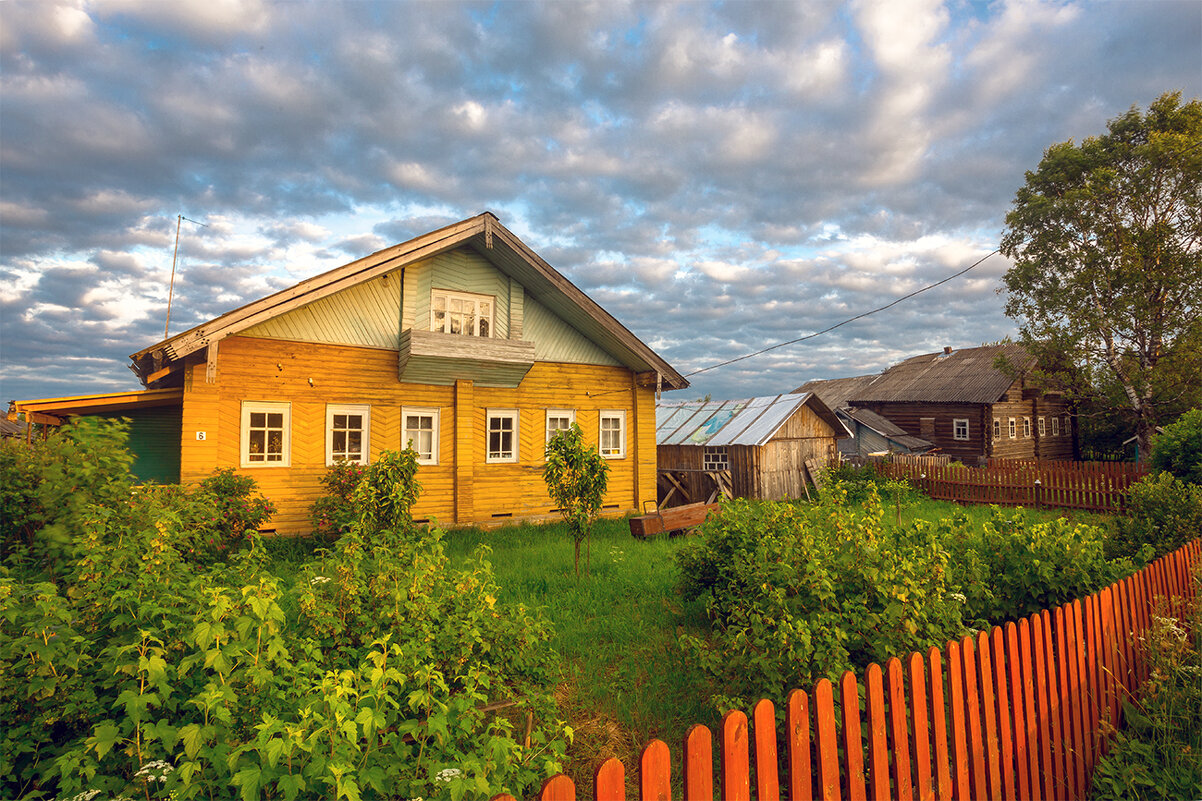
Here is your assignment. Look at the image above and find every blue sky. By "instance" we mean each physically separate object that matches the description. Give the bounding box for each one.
[2,0,1200,403]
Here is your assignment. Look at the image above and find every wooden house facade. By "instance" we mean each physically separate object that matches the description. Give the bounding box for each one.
[796,344,1074,464]
[655,393,847,501]
[12,214,688,533]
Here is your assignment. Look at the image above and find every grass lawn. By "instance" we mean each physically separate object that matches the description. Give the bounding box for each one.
[441,497,1117,786]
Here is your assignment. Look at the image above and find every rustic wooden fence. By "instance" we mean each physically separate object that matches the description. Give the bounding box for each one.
[494,539,1199,801]
[877,460,1150,514]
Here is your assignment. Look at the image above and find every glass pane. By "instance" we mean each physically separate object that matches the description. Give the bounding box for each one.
[250,430,265,453]
[346,415,361,429]
[479,318,489,337]
[480,302,490,317]
[433,295,445,310]
[489,430,502,454]
[267,413,283,428]
[434,310,445,331]
[418,430,432,457]
[450,298,463,312]
[250,412,266,428]
[466,311,476,335]
[450,315,461,334]
[333,431,346,452]
[334,414,347,428]
[348,431,361,454]
[268,431,283,454]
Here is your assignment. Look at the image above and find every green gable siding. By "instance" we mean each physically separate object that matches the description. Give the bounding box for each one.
[242,272,402,349]
[409,250,513,338]
[95,407,182,484]
[525,295,621,366]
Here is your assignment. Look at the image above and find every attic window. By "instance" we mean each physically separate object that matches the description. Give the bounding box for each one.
[703,447,728,471]
[432,289,493,337]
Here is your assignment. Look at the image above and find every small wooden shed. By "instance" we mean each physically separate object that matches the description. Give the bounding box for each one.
[655,393,848,502]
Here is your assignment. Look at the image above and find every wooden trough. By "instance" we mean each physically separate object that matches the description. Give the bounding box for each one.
[628,500,719,538]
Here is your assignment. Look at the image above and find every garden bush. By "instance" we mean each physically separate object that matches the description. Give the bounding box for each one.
[308,460,367,541]
[1150,408,1202,485]
[1110,471,1202,564]
[677,481,964,711]
[1,428,567,800]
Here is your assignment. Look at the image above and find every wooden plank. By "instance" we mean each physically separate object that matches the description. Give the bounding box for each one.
[976,630,1003,800]
[1067,601,1088,796]
[595,757,625,801]
[814,679,842,801]
[865,664,891,801]
[1053,606,1077,801]
[1005,622,1029,801]
[946,641,971,801]
[641,739,671,801]
[959,636,988,799]
[1031,612,1054,801]
[926,647,953,801]
[840,671,867,801]
[887,657,914,801]
[753,699,781,801]
[723,710,751,801]
[787,690,813,801]
[539,774,575,801]
[907,653,933,801]
[684,724,714,801]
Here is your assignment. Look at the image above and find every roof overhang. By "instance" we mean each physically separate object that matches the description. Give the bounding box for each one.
[10,388,184,421]
[130,212,688,390]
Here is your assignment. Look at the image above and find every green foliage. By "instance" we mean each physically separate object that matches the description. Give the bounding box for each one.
[542,424,609,578]
[1000,91,1202,459]
[188,468,276,556]
[1,439,567,800]
[1151,408,1202,484]
[309,461,368,541]
[1091,590,1202,801]
[352,449,421,534]
[677,483,964,710]
[1111,471,1202,564]
[942,507,1126,625]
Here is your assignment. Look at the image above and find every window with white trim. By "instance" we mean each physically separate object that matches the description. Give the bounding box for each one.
[993,418,1001,439]
[1064,416,1071,436]
[402,407,440,465]
[599,410,626,458]
[1008,418,1017,439]
[1023,417,1032,438]
[431,289,493,337]
[703,446,728,471]
[545,409,576,446]
[241,401,290,467]
[1052,417,1060,436]
[953,419,970,441]
[326,404,370,465]
[486,409,519,463]
[1038,417,1046,437]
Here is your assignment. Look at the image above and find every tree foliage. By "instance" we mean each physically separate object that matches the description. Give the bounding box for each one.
[1150,408,1202,484]
[542,423,609,578]
[1000,91,1202,460]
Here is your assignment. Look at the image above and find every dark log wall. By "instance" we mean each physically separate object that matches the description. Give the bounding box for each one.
[857,401,989,460]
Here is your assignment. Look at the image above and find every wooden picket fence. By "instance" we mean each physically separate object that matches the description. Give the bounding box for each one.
[495,540,1200,801]
[878,460,1150,514]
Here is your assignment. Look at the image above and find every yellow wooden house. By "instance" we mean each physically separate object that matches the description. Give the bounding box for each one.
[13,213,688,533]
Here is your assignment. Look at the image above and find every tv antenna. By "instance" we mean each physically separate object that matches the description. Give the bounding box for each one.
[164,214,208,338]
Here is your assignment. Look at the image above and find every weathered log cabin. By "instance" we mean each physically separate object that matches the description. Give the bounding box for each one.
[795,374,932,459]
[655,393,847,502]
[795,344,1075,463]
[11,213,689,532]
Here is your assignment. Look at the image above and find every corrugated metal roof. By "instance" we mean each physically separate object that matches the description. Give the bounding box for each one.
[794,374,880,409]
[848,344,1033,404]
[656,393,846,447]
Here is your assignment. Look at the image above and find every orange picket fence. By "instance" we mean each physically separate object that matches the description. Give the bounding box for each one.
[877,460,1150,514]
[495,539,1200,801]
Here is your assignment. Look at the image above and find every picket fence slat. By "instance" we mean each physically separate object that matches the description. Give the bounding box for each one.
[521,540,1196,801]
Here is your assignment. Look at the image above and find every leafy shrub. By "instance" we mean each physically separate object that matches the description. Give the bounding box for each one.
[308,460,367,540]
[187,468,276,555]
[677,482,963,710]
[942,507,1126,625]
[543,423,609,577]
[1091,588,1202,801]
[1150,408,1202,484]
[1,437,567,800]
[1111,472,1202,564]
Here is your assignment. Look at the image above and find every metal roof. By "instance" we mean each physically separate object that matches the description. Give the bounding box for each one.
[656,392,847,447]
[850,344,1033,404]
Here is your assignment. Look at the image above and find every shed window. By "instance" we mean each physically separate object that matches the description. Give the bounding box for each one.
[431,289,493,337]
[599,410,626,459]
[953,419,969,441]
[1008,418,1017,439]
[403,407,440,465]
[1052,417,1060,437]
[1023,417,1032,438]
[545,409,575,445]
[486,409,519,463]
[1038,417,1046,437]
[326,404,370,465]
[703,447,728,471]
[241,401,290,467]
[993,418,1001,439]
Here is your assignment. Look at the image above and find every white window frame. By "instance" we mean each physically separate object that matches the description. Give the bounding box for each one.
[1052,417,1060,437]
[486,409,520,463]
[1008,418,1017,439]
[599,410,626,459]
[431,288,495,337]
[1023,417,1031,439]
[953,419,970,441]
[1038,417,1046,437]
[325,404,371,466]
[703,446,729,471]
[402,407,441,466]
[545,409,576,446]
[993,418,1001,440]
[241,401,291,468]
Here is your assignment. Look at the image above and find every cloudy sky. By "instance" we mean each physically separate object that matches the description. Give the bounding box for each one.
[2,0,1199,404]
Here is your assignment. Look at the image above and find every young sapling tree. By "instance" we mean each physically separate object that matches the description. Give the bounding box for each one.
[543,423,610,578]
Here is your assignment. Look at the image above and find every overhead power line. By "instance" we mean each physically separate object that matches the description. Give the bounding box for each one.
[684,248,1001,379]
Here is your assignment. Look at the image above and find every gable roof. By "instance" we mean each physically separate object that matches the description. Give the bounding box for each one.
[849,343,1032,404]
[794,374,880,409]
[840,406,932,451]
[130,212,687,389]
[655,392,848,447]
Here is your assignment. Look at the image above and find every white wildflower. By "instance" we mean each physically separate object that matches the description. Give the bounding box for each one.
[435,767,462,783]
[310,576,332,585]
[134,759,174,782]
[60,791,102,801]
[948,592,967,604]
